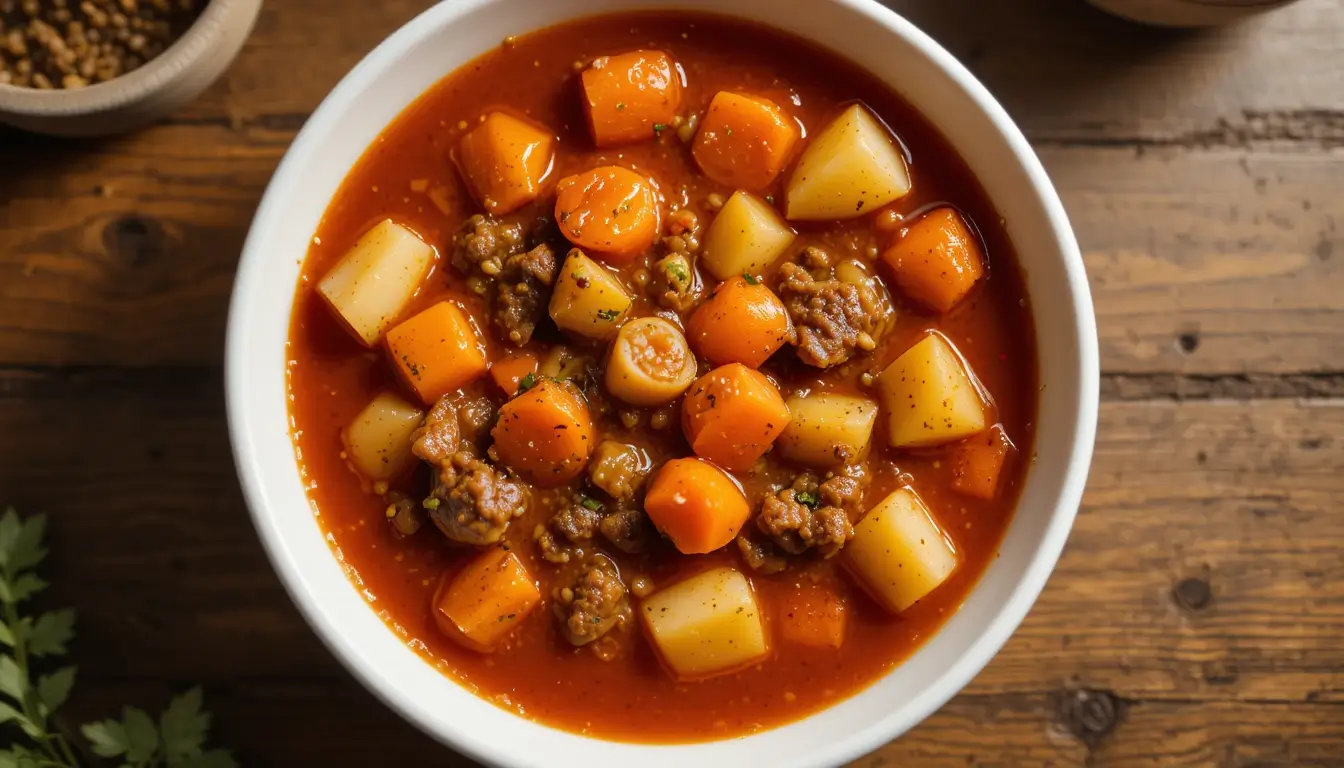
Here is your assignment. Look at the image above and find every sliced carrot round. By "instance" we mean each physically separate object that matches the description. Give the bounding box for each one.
[492,378,596,485]
[555,165,660,263]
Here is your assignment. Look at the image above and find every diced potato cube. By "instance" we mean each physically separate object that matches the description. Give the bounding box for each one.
[455,111,556,215]
[843,487,958,613]
[385,301,489,404]
[549,249,633,340]
[341,392,425,481]
[700,191,796,281]
[784,103,911,221]
[877,332,988,448]
[640,567,769,680]
[317,219,435,347]
[778,393,878,467]
[433,547,541,653]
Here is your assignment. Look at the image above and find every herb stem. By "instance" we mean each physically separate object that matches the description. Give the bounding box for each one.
[2,577,68,766]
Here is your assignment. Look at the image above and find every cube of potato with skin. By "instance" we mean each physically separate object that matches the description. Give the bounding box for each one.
[582,50,684,147]
[881,207,985,313]
[317,219,435,347]
[700,191,796,281]
[433,547,541,652]
[777,393,878,467]
[455,111,556,215]
[341,392,425,482]
[843,487,958,614]
[385,301,489,404]
[549,249,633,340]
[877,332,989,448]
[640,567,769,680]
[692,91,799,190]
[785,103,911,221]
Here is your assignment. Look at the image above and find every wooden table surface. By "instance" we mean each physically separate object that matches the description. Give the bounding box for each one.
[2,0,1342,764]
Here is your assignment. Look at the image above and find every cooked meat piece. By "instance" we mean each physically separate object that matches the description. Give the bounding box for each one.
[455,396,497,449]
[426,451,527,546]
[412,395,497,465]
[534,524,575,564]
[451,215,557,346]
[777,258,884,369]
[452,214,526,274]
[599,503,657,555]
[494,243,557,346]
[385,493,423,537]
[588,440,651,501]
[818,472,864,511]
[554,555,630,647]
[756,473,854,558]
[410,396,462,467]
[736,534,788,574]
[552,496,604,544]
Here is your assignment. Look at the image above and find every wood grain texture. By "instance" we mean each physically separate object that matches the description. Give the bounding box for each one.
[1,371,1339,765]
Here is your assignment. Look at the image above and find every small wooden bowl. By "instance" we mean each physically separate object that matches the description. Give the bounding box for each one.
[0,0,261,136]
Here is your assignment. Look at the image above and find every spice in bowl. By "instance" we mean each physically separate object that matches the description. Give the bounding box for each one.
[0,0,207,89]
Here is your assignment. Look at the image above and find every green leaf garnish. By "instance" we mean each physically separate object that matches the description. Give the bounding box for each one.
[742,272,760,285]
[795,491,820,509]
[597,308,620,321]
[517,372,538,392]
[579,496,604,513]
[2,508,237,767]
[653,123,667,134]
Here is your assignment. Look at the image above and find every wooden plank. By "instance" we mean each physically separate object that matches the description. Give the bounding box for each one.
[173,0,1344,145]
[0,371,1339,763]
[2,126,1339,373]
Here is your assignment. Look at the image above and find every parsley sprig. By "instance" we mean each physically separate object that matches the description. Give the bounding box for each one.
[0,509,236,768]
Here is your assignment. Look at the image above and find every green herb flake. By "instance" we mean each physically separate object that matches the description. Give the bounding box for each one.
[597,308,620,321]
[423,497,441,510]
[742,272,760,285]
[668,261,689,282]
[579,496,604,513]
[518,372,538,392]
[653,123,667,134]
[795,491,820,509]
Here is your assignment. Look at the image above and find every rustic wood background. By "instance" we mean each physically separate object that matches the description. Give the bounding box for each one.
[2,0,1341,764]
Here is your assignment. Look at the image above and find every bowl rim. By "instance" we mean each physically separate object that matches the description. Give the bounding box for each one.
[225,0,1099,765]
[0,0,258,116]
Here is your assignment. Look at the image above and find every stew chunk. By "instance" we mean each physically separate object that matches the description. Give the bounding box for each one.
[455,111,556,215]
[757,473,861,558]
[452,215,558,347]
[777,255,885,369]
[554,555,631,646]
[581,50,683,147]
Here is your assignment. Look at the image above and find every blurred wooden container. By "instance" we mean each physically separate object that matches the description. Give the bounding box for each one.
[1089,0,1301,26]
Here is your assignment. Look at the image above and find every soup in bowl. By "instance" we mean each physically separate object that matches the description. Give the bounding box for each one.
[226,1,1098,766]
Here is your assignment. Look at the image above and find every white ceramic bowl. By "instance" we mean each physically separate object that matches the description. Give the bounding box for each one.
[225,1,1099,766]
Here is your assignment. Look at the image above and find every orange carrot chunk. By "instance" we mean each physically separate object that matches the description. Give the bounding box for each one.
[581,50,683,147]
[644,457,751,554]
[491,378,596,486]
[555,165,661,263]
[880,207,985,313]
[489,351,540,396]
[681,363,791,471]
[385,301,488,405]
[432,547,540,653]
[455,111,556,215]
[778,583,847,650]
[687,275,793,368]
[692,91,799,190]
[951,424,1015,500]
